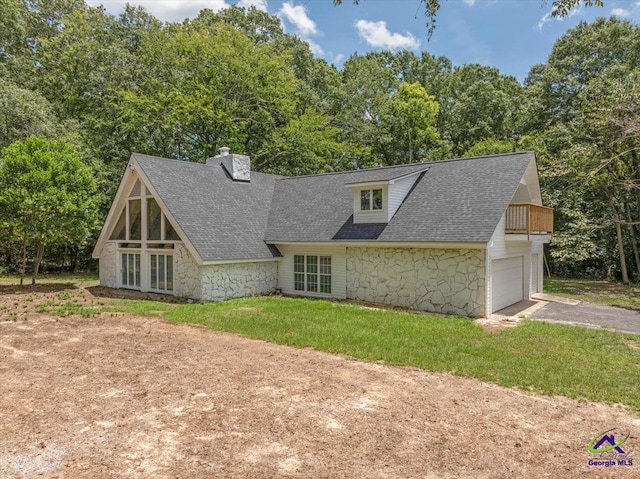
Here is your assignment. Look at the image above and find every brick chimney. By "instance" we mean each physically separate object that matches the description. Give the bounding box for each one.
[206,147,250,182]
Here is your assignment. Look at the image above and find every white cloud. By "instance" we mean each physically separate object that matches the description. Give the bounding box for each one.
[464,0,475,6]
[237,0,268,11]
[536,3,585,30]
[611,7,630,17]
[536,11,552,30]
[354,20,420,51]
[278,1,318,36]
[305,38,324,56]
[86,0,230,22]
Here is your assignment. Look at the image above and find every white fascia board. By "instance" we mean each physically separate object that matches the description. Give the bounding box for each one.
[201,256,283,266]
[92,155,138,258]
[268,241,487,250]
[344,180,390,189]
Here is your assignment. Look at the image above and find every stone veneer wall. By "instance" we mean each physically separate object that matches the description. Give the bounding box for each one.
[173,243,202,300]
[346,247,486,317]
[201,261,278,301]
[99,242,118,288]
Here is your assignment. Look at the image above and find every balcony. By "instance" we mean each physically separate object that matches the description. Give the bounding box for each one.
[505,203,553,237]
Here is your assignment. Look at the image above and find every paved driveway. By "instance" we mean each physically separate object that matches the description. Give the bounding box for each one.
[530,301,640,335]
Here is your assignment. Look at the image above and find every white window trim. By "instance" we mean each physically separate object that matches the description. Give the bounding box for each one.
[294,254,332,295]
[360,188,384,211]
[148,252,174,294]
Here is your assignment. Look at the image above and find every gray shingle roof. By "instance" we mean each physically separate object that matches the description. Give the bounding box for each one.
[133,153,282,262]
[132,152,534,262]
[265,152,534,244]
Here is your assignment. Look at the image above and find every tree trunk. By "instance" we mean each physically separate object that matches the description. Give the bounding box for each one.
[31,242,45,286]
[625,201,640,280]
[630,149,640,218]
[610,197,629,284]
[19,237,27,287]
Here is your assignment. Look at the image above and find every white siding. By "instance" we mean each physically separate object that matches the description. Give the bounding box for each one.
[275,244,347,299]
[486,213,548,314]
[387,175,419,221]
[353,186,388,224]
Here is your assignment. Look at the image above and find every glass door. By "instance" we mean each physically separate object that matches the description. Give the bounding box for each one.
[149,253,173,293]
[120,252,141,290]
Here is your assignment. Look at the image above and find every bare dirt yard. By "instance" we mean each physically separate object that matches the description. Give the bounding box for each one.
[1,283,639,478]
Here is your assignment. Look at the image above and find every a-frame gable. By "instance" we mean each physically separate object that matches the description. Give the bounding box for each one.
[92,155,203,264]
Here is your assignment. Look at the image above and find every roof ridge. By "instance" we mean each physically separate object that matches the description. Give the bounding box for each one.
[276,162,430,181]
[275,151,534,181]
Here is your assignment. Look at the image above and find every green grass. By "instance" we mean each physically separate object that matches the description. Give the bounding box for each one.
[545,277,640,310]
[73,295,640,413]
[0,271,98,285]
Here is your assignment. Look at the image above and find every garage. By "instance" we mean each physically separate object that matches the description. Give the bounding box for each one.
[491,256,524,312]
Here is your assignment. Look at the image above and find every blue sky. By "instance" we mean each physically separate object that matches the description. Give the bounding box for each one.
[86,0,640,82]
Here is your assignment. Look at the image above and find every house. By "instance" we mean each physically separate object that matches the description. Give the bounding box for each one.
[92,149,553,317]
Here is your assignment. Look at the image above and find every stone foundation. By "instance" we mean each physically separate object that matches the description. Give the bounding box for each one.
[346,247,486,317]
[201,261,278,301]
[174,243,202,299]
[99,242,118,288]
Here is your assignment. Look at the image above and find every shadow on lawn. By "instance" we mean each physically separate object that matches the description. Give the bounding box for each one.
[0,283,78,295]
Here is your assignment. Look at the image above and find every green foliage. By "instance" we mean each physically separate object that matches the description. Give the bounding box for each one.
[0,136,98,283]
[463,138,514,157]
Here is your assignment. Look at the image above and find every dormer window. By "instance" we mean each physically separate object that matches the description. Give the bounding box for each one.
[361,188,383,211]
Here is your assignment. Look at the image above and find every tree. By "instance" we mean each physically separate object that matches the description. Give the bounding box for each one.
[0,77,57,150]
[0,137,98,285]
[391,82,439,162]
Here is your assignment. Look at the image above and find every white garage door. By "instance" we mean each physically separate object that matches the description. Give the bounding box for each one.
[492,257,524,312]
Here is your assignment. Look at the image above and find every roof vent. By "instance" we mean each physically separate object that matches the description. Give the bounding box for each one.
[205,147,251,182]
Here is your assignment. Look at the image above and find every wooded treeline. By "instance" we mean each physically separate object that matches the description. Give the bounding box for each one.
[0,0,639,282]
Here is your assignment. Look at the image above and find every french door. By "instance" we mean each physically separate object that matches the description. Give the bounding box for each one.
[149,253,173,293]
[120,252,141,290]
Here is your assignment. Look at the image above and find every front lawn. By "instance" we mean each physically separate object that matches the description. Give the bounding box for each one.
[35,291,640,413]
[545,277,640,310]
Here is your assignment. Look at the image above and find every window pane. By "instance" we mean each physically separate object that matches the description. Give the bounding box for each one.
[121,253,127,285]
[372,189,383,210]
[319,256,331,275]
[307,273,317,292]
[166,256,173,291]
[110,209,127,240]
[148,198,162,240]
[129,179,141,197]
[360,190,370,210]
[129,199,141,240]
[294,273,305,291]
[294,255,304,273]
[158,255,165,290]
[320,275,331,294]
[164,216,181,240]
[128,254,134,285]
[306,256,317,274]
[150,255,157,289]
[134,254,140,287]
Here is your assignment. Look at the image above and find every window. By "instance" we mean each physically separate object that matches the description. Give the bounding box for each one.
[360,188,383,211]
[121,253,141,289]
[149,254,173,292]
[293,255,331,294]
[129,199,142,240]
[148,198,162,240]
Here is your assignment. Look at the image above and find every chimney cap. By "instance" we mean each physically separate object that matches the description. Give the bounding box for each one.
[219,146,230,156]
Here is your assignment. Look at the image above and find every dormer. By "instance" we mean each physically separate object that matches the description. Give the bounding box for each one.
[345,169,427,224]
